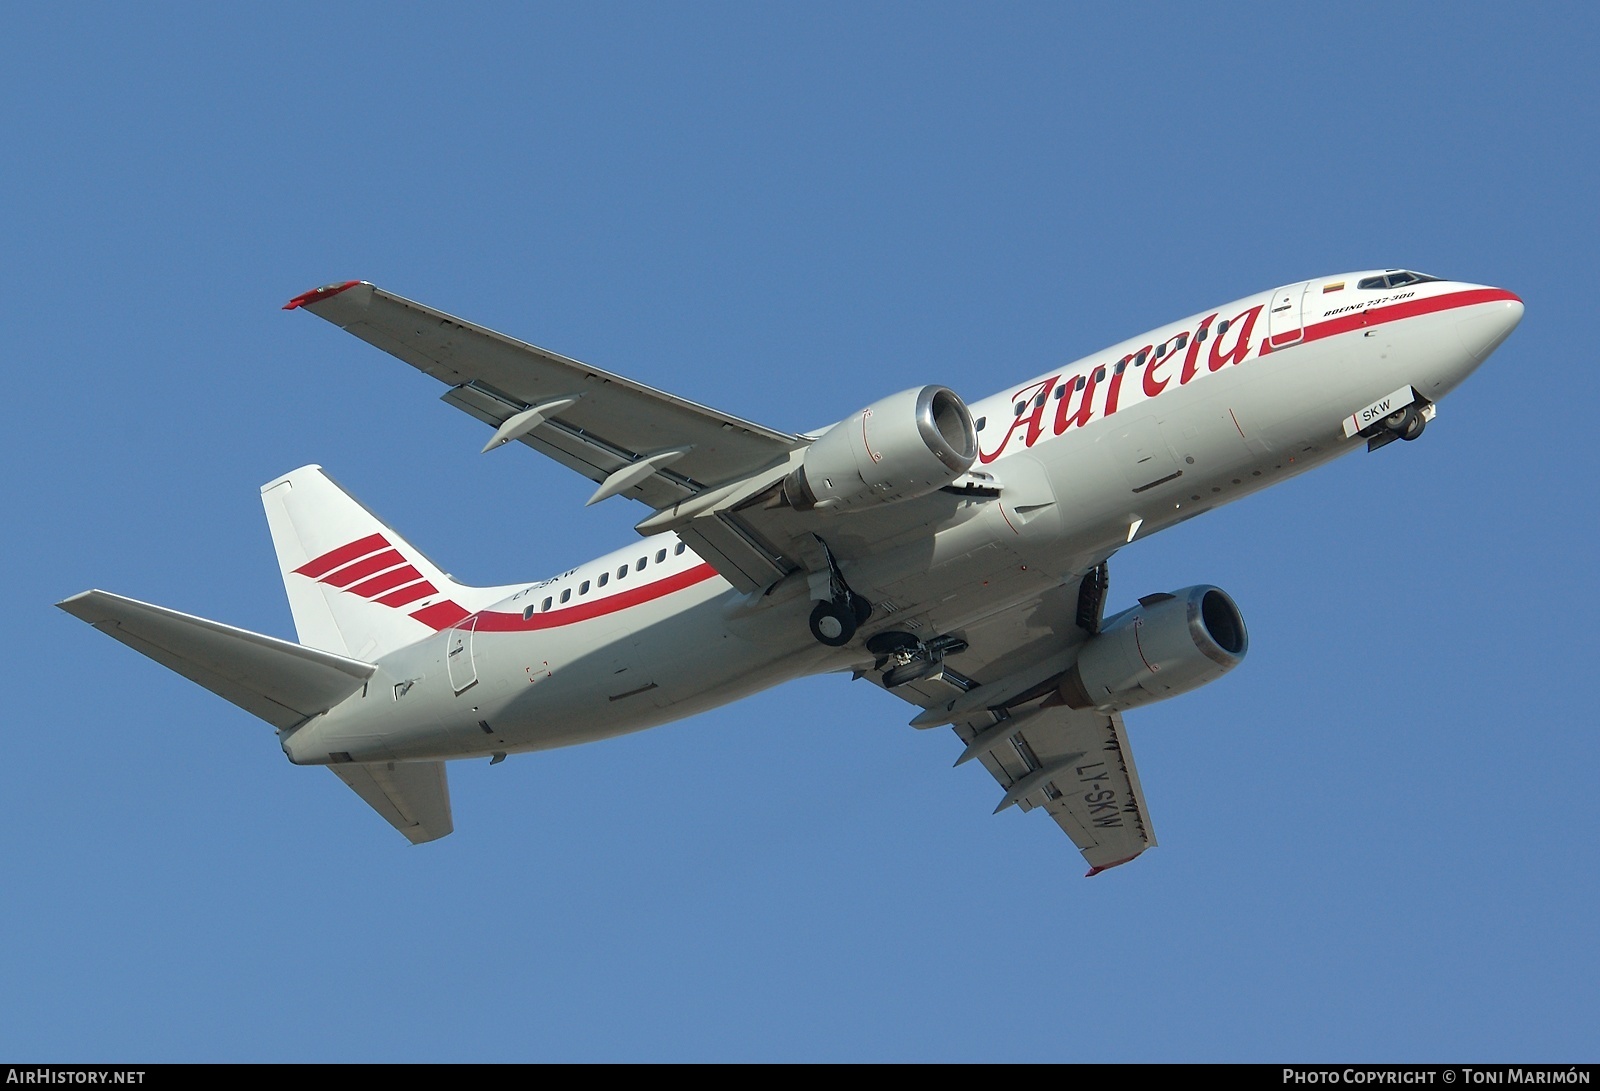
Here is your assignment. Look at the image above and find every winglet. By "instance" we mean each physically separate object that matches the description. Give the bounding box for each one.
[284,281,362,310]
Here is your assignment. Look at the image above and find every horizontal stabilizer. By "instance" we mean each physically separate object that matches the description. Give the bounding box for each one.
[57,590,375,731]
[329,761,454,845]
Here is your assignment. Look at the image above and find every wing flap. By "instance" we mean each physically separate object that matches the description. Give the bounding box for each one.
[862,568,1158,874]
[58,590,375,731]
[674,513,790,594]
[329,761,453,845]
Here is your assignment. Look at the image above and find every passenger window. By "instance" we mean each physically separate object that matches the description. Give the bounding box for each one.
[1014,402,1025,416]
[1196,326,1207,341]
[523,605,534,620]
[1173,333,1188,350]
[1114,361,1126,375]
[1075,376,1085,391]
[975,416,986,431]
[1155,343,1167,359]
[580,580,590,595]
[1053,387,1064,400]
[1033,393,1046,408]
[542,597,552,611]
[1135,349,1149,366]
[636,558,646,572]
[1093,366,1105,382]
[560,589,571,603]
[598,572,608,587]
[617,565,628,579]
[655,549,666,563]
[1217,319,1230,336]
[674,542,686,555]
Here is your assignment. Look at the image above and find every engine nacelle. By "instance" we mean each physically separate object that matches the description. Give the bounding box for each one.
[784,386,977,512]
[1058,585,1248,712]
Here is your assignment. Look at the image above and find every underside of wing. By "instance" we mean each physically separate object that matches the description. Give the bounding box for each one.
[860,565,1158,874]
[288,281,803,513]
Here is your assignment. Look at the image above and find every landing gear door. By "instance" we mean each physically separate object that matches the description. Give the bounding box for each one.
[446,617,478,694]
[1266,282,1308,349]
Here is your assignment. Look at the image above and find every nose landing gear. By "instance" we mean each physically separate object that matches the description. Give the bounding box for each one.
[1363,398,1434,451]
[1382,405,1427,442]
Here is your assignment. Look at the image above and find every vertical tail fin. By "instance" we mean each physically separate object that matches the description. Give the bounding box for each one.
[261,465,518,660]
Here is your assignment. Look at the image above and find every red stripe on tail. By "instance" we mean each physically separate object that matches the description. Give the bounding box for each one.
[348,565,423,599]
[376,580,437,608]
[294,533,389,578]
[322,549,406,588]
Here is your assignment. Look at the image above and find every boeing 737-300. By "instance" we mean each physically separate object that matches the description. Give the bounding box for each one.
[58,270,1523,873]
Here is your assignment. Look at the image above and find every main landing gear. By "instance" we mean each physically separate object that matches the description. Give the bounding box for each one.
[807,536,873,647]
[809,594,872,647]
[866,630,970,688]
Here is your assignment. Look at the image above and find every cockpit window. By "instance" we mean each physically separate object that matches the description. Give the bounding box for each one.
[1357,271,1442,290]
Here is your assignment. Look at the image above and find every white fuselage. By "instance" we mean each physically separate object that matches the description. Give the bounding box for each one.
[281,273,1523,767]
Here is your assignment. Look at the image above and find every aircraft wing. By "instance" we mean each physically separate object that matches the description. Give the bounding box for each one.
[286,281,1000,595]
[286,281,802,516]
[866,571,1157,874]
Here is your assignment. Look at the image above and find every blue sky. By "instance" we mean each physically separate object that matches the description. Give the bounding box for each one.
[3,4,1595,1061]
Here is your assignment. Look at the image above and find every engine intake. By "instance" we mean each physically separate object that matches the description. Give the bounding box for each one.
[1058,585,1248,712]
[785,386,977,512]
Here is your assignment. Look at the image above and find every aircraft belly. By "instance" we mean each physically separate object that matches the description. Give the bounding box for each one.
[377,591,819,758]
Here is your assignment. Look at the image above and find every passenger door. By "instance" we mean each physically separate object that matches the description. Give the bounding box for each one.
[1266,282,1309,349]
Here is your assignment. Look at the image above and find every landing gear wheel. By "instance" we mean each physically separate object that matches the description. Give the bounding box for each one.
[809,600,857,647]
[1383,405,1426,441]
[850,592,872,626]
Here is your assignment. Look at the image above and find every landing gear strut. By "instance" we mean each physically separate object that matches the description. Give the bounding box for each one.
[807,536,872,647]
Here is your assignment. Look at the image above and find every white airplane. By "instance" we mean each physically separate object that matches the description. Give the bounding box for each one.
[59,270,1522,873]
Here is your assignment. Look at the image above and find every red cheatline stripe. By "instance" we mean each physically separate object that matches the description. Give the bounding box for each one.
[348,564,423,599]
[322,549,406,588]
[376,579,436,607]
[411,600,471,629]
[473,563,721,632]
[294,533,389,578]
[1263,287,1519,356]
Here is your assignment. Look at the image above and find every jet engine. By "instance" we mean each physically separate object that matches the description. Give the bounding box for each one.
[1057,585,1248,712]
[784,386,977,512]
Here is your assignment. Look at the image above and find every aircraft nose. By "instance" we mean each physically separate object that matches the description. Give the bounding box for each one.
[1457,290,1523,362]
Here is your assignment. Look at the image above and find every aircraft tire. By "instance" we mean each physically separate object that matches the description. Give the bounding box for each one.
[1399,412,1426,441]
[810,601,857,647]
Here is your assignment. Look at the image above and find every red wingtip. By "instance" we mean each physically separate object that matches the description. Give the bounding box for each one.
[1084,854,1140,878]
[283,280,361,310]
